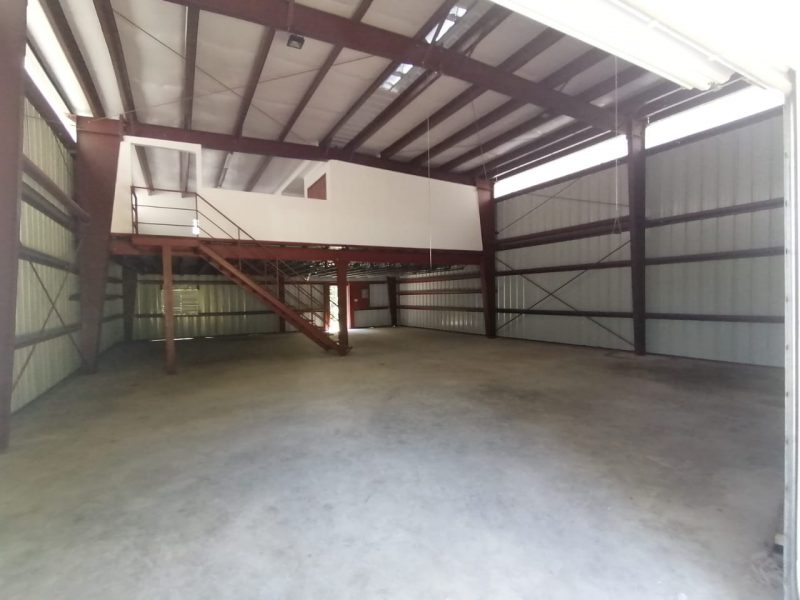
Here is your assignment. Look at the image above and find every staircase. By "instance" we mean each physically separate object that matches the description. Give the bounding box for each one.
[129,186,349,355]
[197,244,348,355]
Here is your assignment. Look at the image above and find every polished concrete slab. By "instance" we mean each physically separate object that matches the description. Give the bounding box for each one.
[0,328,784,599]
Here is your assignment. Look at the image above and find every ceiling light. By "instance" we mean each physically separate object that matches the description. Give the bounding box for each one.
[287,34,305,50]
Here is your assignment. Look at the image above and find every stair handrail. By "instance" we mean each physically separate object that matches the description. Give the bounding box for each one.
[130,186,340,325]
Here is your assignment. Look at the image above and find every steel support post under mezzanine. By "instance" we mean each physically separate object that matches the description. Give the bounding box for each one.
[477,178,497,338]
[627,118,647,355]
[76,116,122,371]
[336,260,349,351]
[387,276,398,327]
[161,246,176,374]
[0,0,27,450]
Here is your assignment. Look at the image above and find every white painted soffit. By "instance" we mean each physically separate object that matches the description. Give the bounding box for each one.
[490,0,797,94]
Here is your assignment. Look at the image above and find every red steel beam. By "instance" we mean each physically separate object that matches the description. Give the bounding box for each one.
[483,81,679,179]
[477,179,496,338]
[93,0,154,191]
[111,234,483,266]
[342,4,511,155]
[439,64,645,173]
[381,27,565,160]
[409,49,608,167]
[180,6,199,193]
[167,0,617,132]
[23,73,75,151]
[40,0,105,117]
[100,119,473,185]
[219,26,277,188]
[246,0,374,191]
[76,116,123,373]
[0,0,27,450]
[319,0,458,149]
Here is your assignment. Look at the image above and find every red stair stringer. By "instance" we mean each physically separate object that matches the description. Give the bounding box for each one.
[197,243,347,354]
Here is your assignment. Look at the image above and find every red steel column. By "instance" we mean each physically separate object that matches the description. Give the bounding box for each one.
[162,246,176,374]
[477,178,496,338]
[387,276,398,326]
[76,116,122,371]
[336,260,349,349]
[0,0,27,450]
[627,118,647,355]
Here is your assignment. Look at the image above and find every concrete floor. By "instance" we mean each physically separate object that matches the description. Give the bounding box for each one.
[0,328,784,599]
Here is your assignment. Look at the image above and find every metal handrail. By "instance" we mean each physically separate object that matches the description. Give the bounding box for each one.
[130,186,340,320]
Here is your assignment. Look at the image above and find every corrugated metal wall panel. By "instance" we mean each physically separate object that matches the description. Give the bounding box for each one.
[21,99,73,197]
[369,283,389,307]
[497,166,628,239]
[645,115,784,366]
[12,102,83,412]
[397,267,484,335]
[352,283,391,328]
[646,321,783,366]
[134,275,283,340]
[12,336,82,413]
[496,165,634,351]
[398,308,485,335]
[19,202,75,261]
[498,314,634,351]
[100,262,125,352]
[354,309,391,328]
